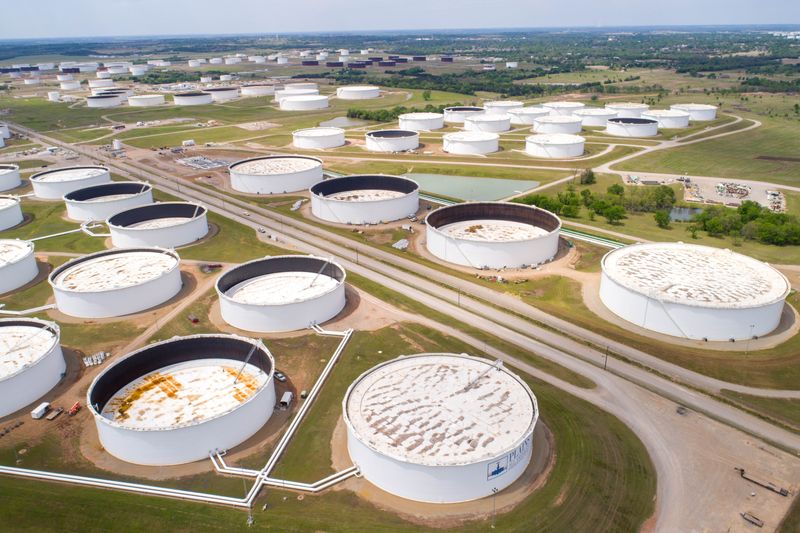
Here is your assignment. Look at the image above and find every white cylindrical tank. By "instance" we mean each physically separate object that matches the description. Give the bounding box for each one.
[525,134,585,158]
[97,71,112,79]
[56,74,73,81]
[483,101,524,115]
[280,95,329,110]
[240,84,275,97]
[464,113,511,133]
[642,109,691,129]
[87,334,276,465]
[274,88,318,102]
[88,79,114,89]
[0,164,21,191]
[60,80,81,91]
[605,117,659,137]
[532,115,582,134]
[188,60,202,68]
[344,353,538,503]
[573,108,617,127]
[229,155,323,195]
[47,91,60,102]
[128,94,165,107]
[50,248,183,318]
[219,75,233,82]
[426,202,561,269]
[129,65,149,76]
[0,240,38,294]
[443,106,485,124]
[276,57,289,65]
[600,242,791,341]
[209,58,223,65]
[199,76,213,83]
[86,94,121,108]
[0,124,9,139]
[542,101,585,116]
[0,319,66,418]
[507,106,550,125]
[63,182,153,222]
[365,130,419,152]
[284,82,318,91]
[112,139,122,150]
[173,91,213,106]
[442,131,500,155]
[605,102,649,118]
[310,174,419,225]
[23,78,41,86]
[0,196,24,230]
[398,112,444,131]
[217,255,347,332]
[107,202,208,249]
[506,61,519,69]
[224,57,241,65]
[336,86,380,100]
[205,86,239,102]
[670,103,718,121]
[30,166,111,200]
[292,127,346,149]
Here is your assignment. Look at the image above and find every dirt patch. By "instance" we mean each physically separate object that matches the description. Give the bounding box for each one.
[236,121,280,131]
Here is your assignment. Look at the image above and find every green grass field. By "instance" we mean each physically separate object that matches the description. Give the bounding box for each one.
[2,202,107,254]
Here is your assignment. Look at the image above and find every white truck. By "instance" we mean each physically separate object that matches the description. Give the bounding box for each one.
[31,402,50,420]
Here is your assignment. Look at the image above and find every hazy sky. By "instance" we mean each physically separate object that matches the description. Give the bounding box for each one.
[4,0,799,39]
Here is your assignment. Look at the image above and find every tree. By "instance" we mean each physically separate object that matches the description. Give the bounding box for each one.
[580,189,594,207]
[603,205,626,225]
[654,210,671,229]
[579,169,596,185]
[607,183,625,196]
[422,90,432,101]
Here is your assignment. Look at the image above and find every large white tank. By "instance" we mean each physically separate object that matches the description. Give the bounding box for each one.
[23,78,41,86]
[88,79,114,89]
[280,95,329,110]
[187,60,202,68]
[0,240,38,295]
[224,57,241,65]
[525,134,585,159]
[365,130,419,152]
[56,74,73,82]
[205,86,240,102]
[219,75,233,82]
[107,202,208,249]
[0,319,66,418]
[47,92,60,102]
[292,127,346,149]
[274,88,319,102]
[507,107,550,125]
[129,65,149,76]
[0,164,21,191]
[86,94,122,108]
[96,71,112,79]
[87,334,275,465]
[464,113,511,133]
[217,255,347,332]
[128,94,165,107]
[532,115,582,134]
[209,58,223,65]
[30,166,111,200]
[59,81,81,91]
[443,106,484,124]
[642,109,691,129]
[240,84,275,97]
[670,103,718,121]
[600,242,790,341]
[604,102,649,118]
[173,91,213,106]
[0,124,9,139]
[49,248,183,318]
[0,196,24,230]
[426,202,561,269]
[229,155,323,195]
[442,131,500,155]
[283,82,318,91]
[542,101,585,116]
[573,108,617,127]
[344,353,538,503]
[310,174,419,225]
[63,182,153,222]
[605,117,659,137]
[336,86,380,100]
[483,101,524,115]
[398,112,444,131]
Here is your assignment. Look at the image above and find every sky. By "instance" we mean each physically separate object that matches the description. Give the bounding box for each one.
[3,0,799,39]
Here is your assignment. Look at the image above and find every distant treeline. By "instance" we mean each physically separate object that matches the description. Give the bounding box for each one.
[346,103,460,122]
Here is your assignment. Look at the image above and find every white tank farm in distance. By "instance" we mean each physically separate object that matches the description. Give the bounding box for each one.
[670,103,718,121]
[573,108,618,127]
[173,92,213,106]
[204,87,240,102]
[128,95,165,107]
[525,134,586,159]
[0,164,21,191]
[365,130,419,152]
[344,353,539,503]
[280,95,329,110]
[425,202,561,269]
[63,182,154,222]
[336,86,380,100]
[443,106,484,124]
[107,202,209,249]
[482,101,524,115]
[604,102,649,119]
[464,114,511,133]
[30,166,111,200]
[0,319,66,418]
[398,112,444,131]
[443,131,500,155]
[310,174,419,225]
[49,248,183,318]
[0,239,38,295]
[599,242,791,341]
[642,109,691,129]
[87,334,276,465]
[217,255,347,332]
[507,107,550,125]
[532,115,583,135]
[292,127,346,149]
[0,196,24,230]
[605,117,659,138]
[229,155,323,194]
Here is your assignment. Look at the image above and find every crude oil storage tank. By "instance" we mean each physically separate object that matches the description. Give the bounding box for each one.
[240,84,275,97]
[128,94,165,107]
[483,100,524,115]
[205,86,239,102]
[464,114,511,133]
[280,95,329,110]
[173,91,213,106]
[63,181,153,222]
[310,174,419,225]
[30,165,111,200]
[229,155,323,194]
[88,334,275,465]
[336,85,380,100]
[642,109,690,129]
[86,94,122,108]
[443,106,484,124]
[216,255,346,332]
[606,117,659,137]
[59,80,81,91]
[284,82,318,91]
[573,108,617,127]
[542,101,585,116]
[507,107,550,126]
[365,130,419,152]
[532,115,582,134]
[604,102,649,118]
[671,103,718,121]
[49,247,182,318]
[88,79,114,89]
[107,202,208,248]
[398,112,444,131]
[0,164,21,191]
[344,353,538,503]
[292,127,346,149]
[0,239,38,294]
[0,124,9,139]
[425,202,561,269]
[600,242,790,341]
[525,134,585,158]
[0,318,66,418]
[442,131,499,155]
[274,88,318,102]
[0,196,24,230]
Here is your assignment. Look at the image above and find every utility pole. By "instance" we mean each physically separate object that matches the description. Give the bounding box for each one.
[603,346,609,371]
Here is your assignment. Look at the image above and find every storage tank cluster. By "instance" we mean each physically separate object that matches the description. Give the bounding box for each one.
[310,174,419,225]
[30,166,111,200]
[63,182,153,222]
[365,130,419,152]
[336,86,380,100]
[229,155,323,194]
[425,202,561,269]
[344,353,538,503]
[600,242,790,341]
[292,127,346,149]
[443,131,499,155]
[106,202,209,249]
[525,134,586,159]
